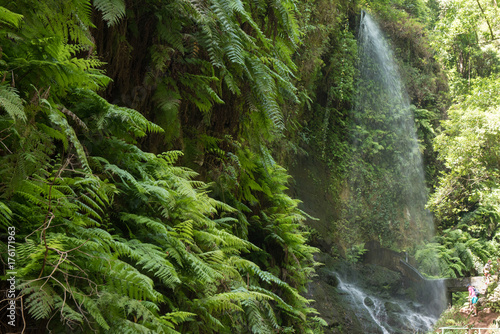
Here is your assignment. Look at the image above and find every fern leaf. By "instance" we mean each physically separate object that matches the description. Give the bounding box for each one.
[161,311,196,327]
[93,0,126,26]
[0,201,12,228]
[20,280,56,321]
[0,6,23,27]
[0,84,25,122]
[74,293,110,330]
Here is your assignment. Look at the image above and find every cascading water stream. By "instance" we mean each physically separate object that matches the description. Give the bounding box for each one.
[334,10,447,333]
[335,273,439,333]
[345,10,435,243]
[336,275,391,334]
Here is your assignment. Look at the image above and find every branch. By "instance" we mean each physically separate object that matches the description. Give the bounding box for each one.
[475,0,495,40]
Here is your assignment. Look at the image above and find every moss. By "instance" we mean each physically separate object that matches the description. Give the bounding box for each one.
[359,264,402,294]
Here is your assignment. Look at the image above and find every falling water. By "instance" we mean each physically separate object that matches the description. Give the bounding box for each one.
[337,275,391,334]
[336,11,447,332]
[346,10,434,248]
[336,273,438,334]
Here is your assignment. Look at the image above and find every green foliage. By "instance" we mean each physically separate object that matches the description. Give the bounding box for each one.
[298,12,357,240]
[93,0,125,26]
[429,76,500,233]
[208,144,322,331]
[100,0,303,154]
[295,0,447,257]
[345,243,368,264]
[0,84,25,122]
[415,228,493,277]
[0,6,23,27]
[0,1,324,333]
[426,0,500,278]
[432,0,500,86]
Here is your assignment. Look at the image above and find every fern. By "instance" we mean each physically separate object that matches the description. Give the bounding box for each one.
[0,201,12,228]
[75,292,111,330]
[19,280,57,321]
[242,298,275,334]
[0,1,323,333]
[93,0,126,26]
[128,240,181,288]
[0,84,25,122]
[0,6,23,27]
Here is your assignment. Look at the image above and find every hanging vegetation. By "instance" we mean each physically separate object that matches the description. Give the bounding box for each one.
[0,0,324,332]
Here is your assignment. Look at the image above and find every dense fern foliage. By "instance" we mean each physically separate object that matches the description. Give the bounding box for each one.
[0,0,323,332]
[3,0,497,330]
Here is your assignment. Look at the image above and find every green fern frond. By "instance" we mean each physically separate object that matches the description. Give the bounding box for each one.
[121,213,169,234]
[0,84,25,122]
[199,288,273,318]
[158,150,184,165]
[46,106,90,171]
[20,280,56,321]
[0,201,12,228]
[156,17,185,53]
[104,162,144,193]
[105,105,164,137]
[249,285,300,318]
[54,298,85,326]
[0,6,23,27]
[91,256,163,303]
[164,237,186,267]
[93,0,125,26]
[188,252,224,281]
[231,257,290,291]
[161,311,196,327]
[37,123,69,150]
[74,292,110,330]
[130,241,181,288]
[242,298,275,334]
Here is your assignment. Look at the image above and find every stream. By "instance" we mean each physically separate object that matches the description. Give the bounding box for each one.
[335,272,438,333]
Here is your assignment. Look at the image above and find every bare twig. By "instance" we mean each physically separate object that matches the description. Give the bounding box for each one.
[21,295,26,334]
[475,0,495,40]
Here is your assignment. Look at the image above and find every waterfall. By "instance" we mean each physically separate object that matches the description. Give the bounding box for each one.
[336,273,438,334]
[337,275,392,334]
[334,11,448,332]
[345,10,434,250]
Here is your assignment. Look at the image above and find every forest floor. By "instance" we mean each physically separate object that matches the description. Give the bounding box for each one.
[457,308,500,333]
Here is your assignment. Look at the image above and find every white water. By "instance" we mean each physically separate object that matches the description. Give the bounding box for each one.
[347,10,435,242]
[330,10,447,333]
[337,275,391,334]
[336,274,438,333]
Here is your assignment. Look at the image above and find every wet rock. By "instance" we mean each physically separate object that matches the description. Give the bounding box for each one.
[364,296,374,307]
[308,274,364,334]
[386,313,402,327]
[384,301,403,313]
[360,264,402,294]
[318,269,339,287]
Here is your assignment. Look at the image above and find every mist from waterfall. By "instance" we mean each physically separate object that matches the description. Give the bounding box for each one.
[334,11,448,332]
[344,10,434,250]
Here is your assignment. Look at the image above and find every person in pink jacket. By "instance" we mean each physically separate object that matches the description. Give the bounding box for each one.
[467,284,478,316]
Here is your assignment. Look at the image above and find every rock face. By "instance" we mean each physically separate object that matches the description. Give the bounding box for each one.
[309,253,440,334]
[285,118,443,333]
[307,253,365,333]
[307,276,365,333]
